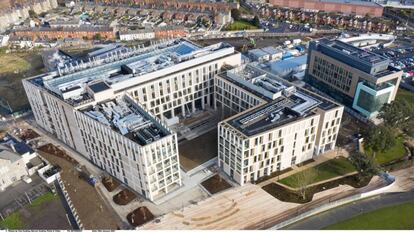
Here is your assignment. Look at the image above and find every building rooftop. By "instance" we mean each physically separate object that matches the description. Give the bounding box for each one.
[14,25,113,32]
[270,55,307,73]
[261,46,284,56]
[324,40,387,64]
[88,81,110,93]
[119,26,185,36]
[87,44,128,59]
[319,0,381,7]
[307,0,382,7]
[80,95,171,146]
[222,65,338,136]
[312,39,391,75]
[0,134,34,155]
[0,146,21,163]
[27,39,235,106]
[248,48,269,58]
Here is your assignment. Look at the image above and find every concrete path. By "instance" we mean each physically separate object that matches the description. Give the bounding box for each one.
[285,190,414,229]
[258,148,349,187]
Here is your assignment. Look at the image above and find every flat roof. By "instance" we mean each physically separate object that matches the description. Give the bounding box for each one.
[228,90,321,136]
[270,55,307,71]
[319,39,389,65]
[88,81,110,93]
[28,39,235,106]
[261,46,283,55]
[248,49,269,57]
[80,95,170,146]
[318,0,381,7]
[221,65,338,136]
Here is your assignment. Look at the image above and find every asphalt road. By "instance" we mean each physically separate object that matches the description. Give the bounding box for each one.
[0,175,45,210]
[285,191,414,230]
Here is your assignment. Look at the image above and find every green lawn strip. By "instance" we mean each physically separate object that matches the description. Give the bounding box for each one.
[396,88,414,103]
[325,201,414,229]
[0,212,23,229]
[225,20,258,31]
[278,157,356,188]
[30,192,57,208]
[365,137,406,164]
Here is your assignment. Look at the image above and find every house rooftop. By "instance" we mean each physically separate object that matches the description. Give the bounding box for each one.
[0,146,21,163]
[0,134,34,155]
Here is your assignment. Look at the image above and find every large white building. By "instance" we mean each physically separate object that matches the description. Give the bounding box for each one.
[119,29,155,41]
[215,65,343,184]
[23,39,240,201]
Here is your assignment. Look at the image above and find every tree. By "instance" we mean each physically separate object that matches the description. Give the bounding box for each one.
[201,18,211,28]
[28,9,38,18]
[293,168,318,200]
[349,152,379,178]
[252,15,261,28]
[379,99,414,129]
[231,8,241,21]
[364,125,396,155]
[94,33,103,40]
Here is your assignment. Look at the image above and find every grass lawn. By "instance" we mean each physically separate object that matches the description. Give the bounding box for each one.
[225,20,258,31]
[0,54,31,74]
[278,157,356,188]
[0,52,44,111]
[396,88,414,103]
[0,192,59,229]
[325,201,414,229]
[30,192,57,208]
[0,212,23,229]
[365,137,406,165]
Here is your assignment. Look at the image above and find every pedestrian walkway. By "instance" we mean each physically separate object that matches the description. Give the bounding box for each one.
[258,148,349,187]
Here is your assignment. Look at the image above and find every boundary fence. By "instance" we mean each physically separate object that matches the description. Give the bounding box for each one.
[55,176,83,229]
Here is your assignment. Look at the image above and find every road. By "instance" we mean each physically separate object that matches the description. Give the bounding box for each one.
[285,190,414,230]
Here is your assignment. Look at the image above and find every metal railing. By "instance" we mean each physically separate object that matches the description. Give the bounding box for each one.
[55,176,84,229]
[266,175,396,229]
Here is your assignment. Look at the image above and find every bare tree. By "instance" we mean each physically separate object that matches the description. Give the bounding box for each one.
[293,168,318,200]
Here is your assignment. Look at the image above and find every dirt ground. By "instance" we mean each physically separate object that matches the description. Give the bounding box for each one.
[179,129,218,171]
[19,194,72,230]
[127,207,154,227]
[336,112,368,149]
[201,174,232,195]
[18,128,40,140]
[38,150,121,229]
[113,188,136,205]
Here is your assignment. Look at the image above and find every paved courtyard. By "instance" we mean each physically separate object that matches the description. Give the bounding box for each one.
[141,175,390,230]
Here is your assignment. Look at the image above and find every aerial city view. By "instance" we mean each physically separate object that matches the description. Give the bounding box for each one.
[1,0,414,230]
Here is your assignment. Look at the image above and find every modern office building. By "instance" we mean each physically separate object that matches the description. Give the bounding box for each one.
[22,39,241,201]
[306,39,402,118]
[215,65,343,184]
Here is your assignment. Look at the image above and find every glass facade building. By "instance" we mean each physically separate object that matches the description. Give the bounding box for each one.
[306,39,402,118]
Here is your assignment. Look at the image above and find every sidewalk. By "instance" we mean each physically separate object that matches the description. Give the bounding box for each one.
[258,148,349,187]
[22,120,104,178]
